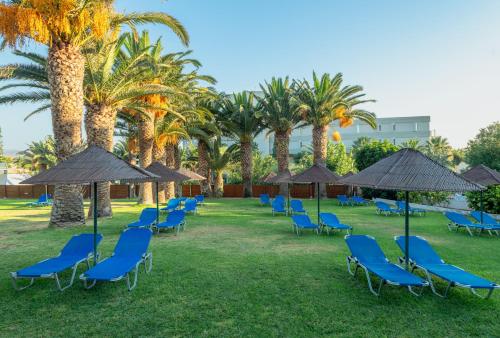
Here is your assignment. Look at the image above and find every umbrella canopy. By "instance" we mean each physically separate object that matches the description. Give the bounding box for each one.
[265,169,292,184]
[22,146,158,185]
[22,146,159,265]
[262,172,276,183]
[461,164,500,187]
[338,148,483,269]
[291,164,341,184]
[177,168,206,181]
[341,171,354,179]
[461,164,499,224]
[291,165,341,224]
[145,162,190,182]
[339,148,482,192]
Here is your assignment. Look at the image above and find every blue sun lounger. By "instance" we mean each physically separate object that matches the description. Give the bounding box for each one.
[375,201,400,216]
[155,210,186,234]
[290,200,307,214]
[394,236,499,299]
[10,233,102,291]
[337,195,351,206]
[351,196,369,206]
[470,211,499,227]
[272,198,287,216]
[161,198,180,212]
[127,208,157,228]
[345,235,428,296]
[445,211,499,236]
[291,215,320,236]
[396,201,426,216]
[319,212,352,235]
[182,199,198,214]
[27,193,52,207]
[259,194,271,206]
[194,195,205,205]
[80,228,153,291]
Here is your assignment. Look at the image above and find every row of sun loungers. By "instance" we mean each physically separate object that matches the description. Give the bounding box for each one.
[11,229,153,292]
[292,213,353,236]
[337,195,369,206]
[375,201,426,216]
[445,211,500,236]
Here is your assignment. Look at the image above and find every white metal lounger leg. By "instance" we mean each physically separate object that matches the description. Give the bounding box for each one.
[423,269,452,298]
[54,263,80,291]
[346,257,359,276]
[470,287,495,300]
[10,274,34,291]
[143,253,153,273]
[465,226,474,236]
[407,285,426,297]
[362,266,384,296]
[126,264,140,291]
[83,278,97,289]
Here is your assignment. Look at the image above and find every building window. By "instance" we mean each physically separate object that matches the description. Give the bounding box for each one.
[356,124,360,133]
[415,122,418,131]
[392,123,396,131]
[393,138,396,145]
[378,124,381,131]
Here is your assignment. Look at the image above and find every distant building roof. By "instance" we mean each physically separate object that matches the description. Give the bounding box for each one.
[0,173,32,185]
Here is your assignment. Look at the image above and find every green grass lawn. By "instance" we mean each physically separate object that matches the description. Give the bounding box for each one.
[0,198,499,337]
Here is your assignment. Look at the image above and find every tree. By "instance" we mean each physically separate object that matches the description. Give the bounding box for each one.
[353,139,399,199]
[326,142,355,175]
[0,0,189,226]
[465,122,500,170]
[295,72,375,196]
[218,92,263,197]
[206,137,239,197]
[256,77,300,194]
[465,186,499,214]
[425,136,453,168]
[19,136,57,172]
[400,139,425,151]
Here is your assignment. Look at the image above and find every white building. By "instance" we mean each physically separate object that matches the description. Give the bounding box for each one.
[254,116,433,155]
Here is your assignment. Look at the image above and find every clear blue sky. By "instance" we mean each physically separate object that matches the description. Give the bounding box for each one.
[1,0,499,152]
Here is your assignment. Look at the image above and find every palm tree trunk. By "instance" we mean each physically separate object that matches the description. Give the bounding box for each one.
[84,104,116,218]
[240,141,253,197]
[174,143,182,197]
[165,143,176,199]
[128,153,137,198]
[197,140,212,197]
[138,111,154,204]
[275,131,290,195]
[47,43,85,226]
[152,142,166,203]
[312,124,329,197]
[214,170,224,197]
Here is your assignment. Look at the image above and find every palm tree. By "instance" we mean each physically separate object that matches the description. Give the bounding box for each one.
[400,139,425,151]
[218,92,263,197]
[256,77,300,194]
[0,0,189,225]
[295,72,376,196]
[207,137,239,197]
[19,136,57,172]
[425,136,453,167]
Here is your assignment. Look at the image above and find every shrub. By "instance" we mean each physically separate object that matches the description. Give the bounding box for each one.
[465,186,500,214]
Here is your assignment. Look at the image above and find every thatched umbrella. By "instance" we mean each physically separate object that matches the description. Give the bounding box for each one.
[145,162,191,223]
[22,146,159,264]
[176,168,206,197]
[265,170,293,213]
[461,164,500,223]
[339,148,483,269]
[341,171,355,196]
[291,165,341,223]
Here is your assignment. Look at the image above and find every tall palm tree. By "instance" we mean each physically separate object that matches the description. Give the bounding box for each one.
[0,0,189,225]
[256,77,300,194]
[400,139,425,151]
[207,137,239,197]
[218,92,263,197]
[295,72,376,196]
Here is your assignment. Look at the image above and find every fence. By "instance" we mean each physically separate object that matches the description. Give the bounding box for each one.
[0,183,348,199]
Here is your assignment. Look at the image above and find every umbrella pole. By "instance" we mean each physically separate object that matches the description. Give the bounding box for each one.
[317,182,320,224]
[480,190,484,224]
[93,182,98,266]
[404,191,410,270]
[156,181,160,225]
